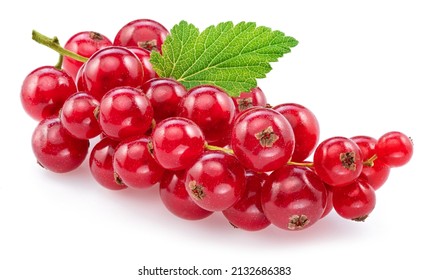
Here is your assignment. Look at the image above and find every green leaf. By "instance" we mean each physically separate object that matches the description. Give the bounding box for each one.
[150,20,298,97]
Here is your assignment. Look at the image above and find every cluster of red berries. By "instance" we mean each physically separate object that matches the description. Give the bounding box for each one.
[21,19,413,231]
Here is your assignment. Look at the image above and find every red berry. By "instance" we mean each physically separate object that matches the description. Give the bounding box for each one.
[351,136,390,190]
[63,31,112,81]
[80,46,144,101]
[359,162,390,191]
[159,171,213,220]
[231,107,295,172]
[321,186,334,219]
[332,180,376,221]
[32,117,89,173]
[142,78,187,122]
[185,151,246,211]
[376,131,413,167]
[178,85,235,145]
[76,64,86,90]
[151,117,205,170]
[113,136,164,189]
[89,137,126,190]
[223,171,271,231]
[21,66,77,121]
[274,103,320,162]
[313,137,363,187]
[60,92,101,139]
[261,166,327,231]
[114,19,169,51]
[232,87,267,113]
[98,87,153,141]
[128,47,158,85]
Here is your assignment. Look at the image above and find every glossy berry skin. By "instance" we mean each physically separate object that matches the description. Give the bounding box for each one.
[80,46,144,101]
[151,117,205,170]
[21,66,77,121]
[351,136,390,190]
[32,117,89,173]
[178,85,235,144]
[376,131,413,167]
[223,171,271,231]
[274,103,320,162]
[313,137,363,187]
[142,78,187,122]
[231,107,295,172]
[332,180,376,221]
[89,137,126,190]
[321,186,334,219]
[160,171,213,220]
[63,31,112,81]
[185,151,246,212]
[261,166,327,231]
[98,87,153,141]
[128,47,158,85]
[351,136,377,159]
[114,19,169,51]
[60,92,101,139]
[232,87,267,113]
[113,136,164,189]
[75,64,86,90]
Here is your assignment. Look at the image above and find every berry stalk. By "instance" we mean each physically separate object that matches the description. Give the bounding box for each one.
[51,37,64,69]
[32,30,88,63]
[204,143,378,169]
[288,161,314,168]
[204,143,234,154]
[363,154,378,167]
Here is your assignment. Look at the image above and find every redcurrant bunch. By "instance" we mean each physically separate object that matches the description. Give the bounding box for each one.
[21,18,413,233]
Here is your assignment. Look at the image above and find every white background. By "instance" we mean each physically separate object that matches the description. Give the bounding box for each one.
[1,0,428,279]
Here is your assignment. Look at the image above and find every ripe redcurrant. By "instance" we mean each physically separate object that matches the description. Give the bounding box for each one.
[185,151,246,211]
[62,31,112,81]
[98,86,153,141]
[351,136,390,190]
[376,131,413,167]
[223,171,271,231]
[113,136,164,189]
[159,171,213,220]
[332,180,376,221]
[274,103,320,162]
[21,66,77,121]
[32,117,89,173]
[231,107,295,172]
[178,85,235,145]
[313,137,363,187]
[151,117,205,170]
[232,87,267,113]
[128,47,158,85]
[114,19,169,51]
[60,92,101,139]
[80,46,144,101]
[261,166,327,231]
[142,78,187,122]
[89,137,126,190]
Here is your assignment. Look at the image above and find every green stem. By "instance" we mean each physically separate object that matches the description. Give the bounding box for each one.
[52,36,63,69]
[32,30,88,63]
[204,143,234,154]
